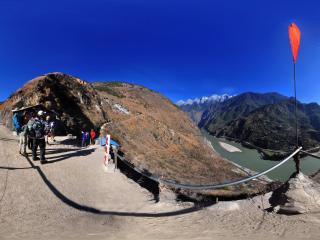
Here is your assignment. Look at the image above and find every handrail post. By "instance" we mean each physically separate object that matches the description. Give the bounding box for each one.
[294,147,300,173]
[114,147,118,170]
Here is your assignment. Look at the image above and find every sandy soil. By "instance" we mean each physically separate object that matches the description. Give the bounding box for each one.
[0,125,319,240]
[219,141,242,153]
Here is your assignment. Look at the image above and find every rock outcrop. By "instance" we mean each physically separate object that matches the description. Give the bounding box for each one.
[270,173,320,214]
[0,72,106,134]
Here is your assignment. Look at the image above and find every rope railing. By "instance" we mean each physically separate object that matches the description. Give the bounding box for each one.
[117,147,302,190]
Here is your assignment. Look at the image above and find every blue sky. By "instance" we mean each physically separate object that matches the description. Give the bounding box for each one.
[0,0,320,103]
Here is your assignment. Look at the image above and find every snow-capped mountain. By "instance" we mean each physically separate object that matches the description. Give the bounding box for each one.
[176,94,233,106]
[177,94,233,124]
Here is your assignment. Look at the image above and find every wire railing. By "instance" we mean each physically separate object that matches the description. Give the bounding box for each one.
[300,150,320,160]
[117,147,302,190]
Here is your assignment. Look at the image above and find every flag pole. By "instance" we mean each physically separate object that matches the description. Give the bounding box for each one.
[289,22,301,173]
[293,61,300,174]
[294,62,298,148]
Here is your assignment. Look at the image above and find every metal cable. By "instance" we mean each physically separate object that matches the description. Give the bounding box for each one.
[117,147,302,190]
[303,146,320,153]
[300,150,320,160]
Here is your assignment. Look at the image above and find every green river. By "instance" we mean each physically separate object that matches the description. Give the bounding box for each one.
[204,133,320,182]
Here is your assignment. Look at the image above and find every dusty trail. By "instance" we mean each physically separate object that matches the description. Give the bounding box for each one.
[0,125,319,240]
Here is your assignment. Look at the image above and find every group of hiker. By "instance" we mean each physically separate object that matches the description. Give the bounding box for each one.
[13,108,56,164]
[12,106,116,166]
[81,129,96,147]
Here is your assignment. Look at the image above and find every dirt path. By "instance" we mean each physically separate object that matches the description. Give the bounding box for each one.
[0,125,319,240]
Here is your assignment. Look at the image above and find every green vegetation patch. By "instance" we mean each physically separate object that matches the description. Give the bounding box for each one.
[94,85,124,98]
[103,82,125,87]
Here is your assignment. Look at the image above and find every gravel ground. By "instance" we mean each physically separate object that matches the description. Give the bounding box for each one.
[0,125,319,240]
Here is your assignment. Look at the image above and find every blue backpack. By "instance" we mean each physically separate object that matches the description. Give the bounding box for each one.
[12,113,22,134]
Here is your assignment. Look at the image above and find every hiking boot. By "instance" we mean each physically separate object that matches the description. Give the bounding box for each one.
[33,157,40,161]
[40,159,47,164]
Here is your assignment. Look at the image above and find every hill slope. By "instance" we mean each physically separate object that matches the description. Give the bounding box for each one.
[92,82,259,192]
[0,73,267,197]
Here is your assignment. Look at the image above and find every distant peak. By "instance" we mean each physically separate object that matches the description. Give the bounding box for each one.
[176,94,233,106]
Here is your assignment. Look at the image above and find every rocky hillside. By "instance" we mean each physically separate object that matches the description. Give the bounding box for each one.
[0,73,268,198]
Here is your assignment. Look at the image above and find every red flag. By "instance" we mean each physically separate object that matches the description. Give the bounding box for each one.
[288,23,301,63]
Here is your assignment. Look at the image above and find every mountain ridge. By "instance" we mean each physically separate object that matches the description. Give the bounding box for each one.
[179,92,320,155]
[199,92,288,129]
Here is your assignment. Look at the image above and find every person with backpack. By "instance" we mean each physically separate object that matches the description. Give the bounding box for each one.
[18,112,31,156]
[81,131,87,147]
[30,110,47,163]
[44,115,51,144]
[27,111,36,150]
[12,109,27,155]
[85,131,90,146]
[12,109,23,134]
[49,119,56,142]
[90,129,96,145]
